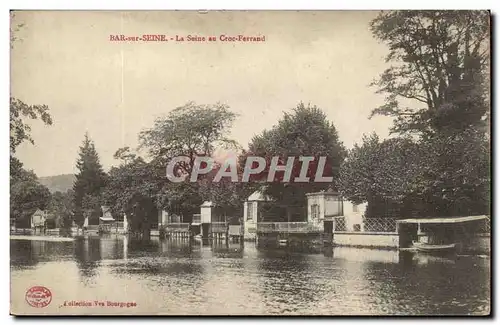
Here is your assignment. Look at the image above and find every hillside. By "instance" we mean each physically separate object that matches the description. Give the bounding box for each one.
[38,174,76,193]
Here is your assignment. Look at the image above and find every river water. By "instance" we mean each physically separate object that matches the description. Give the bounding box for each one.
[10,235,490,316]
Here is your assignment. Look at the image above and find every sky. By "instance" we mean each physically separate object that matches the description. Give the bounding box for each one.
[11,11,394,177]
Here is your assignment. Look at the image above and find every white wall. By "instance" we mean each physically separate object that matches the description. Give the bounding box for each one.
[324,196,342,217]
[31,214,45,227]
[243,201,257,240]
[158,210,169,227]
[201,206,212,223]
[333,232,399,248]
[343,201,367,231]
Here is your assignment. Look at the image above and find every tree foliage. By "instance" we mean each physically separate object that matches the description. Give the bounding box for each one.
[10,168,51,228]
[73,134,107,226]
[339,130,490,218]
[48,190,75,229]
[10,98,53,154]
[140,102,238,174]
[137,102,240,219]
[339,135,420,202]
[247,103,346,219]
[351,11,491,218]
[197,161,259,217]
[370,10,490,135]
[103,149,159,233]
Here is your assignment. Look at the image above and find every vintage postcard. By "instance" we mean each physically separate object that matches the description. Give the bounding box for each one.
[10,10,491,316]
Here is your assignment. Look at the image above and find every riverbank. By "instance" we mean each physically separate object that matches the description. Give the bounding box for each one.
[10,235,74,242]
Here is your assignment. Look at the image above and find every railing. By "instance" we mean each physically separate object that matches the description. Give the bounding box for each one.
[362,217,397,233]
[165,223,190,231]
[333,216,346,231]
[192,214,201,224]
[211,222,227,233]
[257,222,323,233]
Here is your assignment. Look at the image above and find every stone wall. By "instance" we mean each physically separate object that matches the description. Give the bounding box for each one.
[333,232,399,249]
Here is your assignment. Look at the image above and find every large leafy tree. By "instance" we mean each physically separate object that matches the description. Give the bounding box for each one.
[140,101,238,171]
[339,134,424,218]
[339,131,489,218]
[357,10,491,218]
[73,134,107,226]
[138,102,239,220]
[102,148,159,237]
[416,128,490,216]
[370,10,490,135]
[10,168,51,228]
[48,190,75,229]
[247,103,346,221]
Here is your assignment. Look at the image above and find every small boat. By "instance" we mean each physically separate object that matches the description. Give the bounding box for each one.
[413,242,457,255]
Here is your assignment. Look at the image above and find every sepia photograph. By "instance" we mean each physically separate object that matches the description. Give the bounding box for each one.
[9,10,491,316]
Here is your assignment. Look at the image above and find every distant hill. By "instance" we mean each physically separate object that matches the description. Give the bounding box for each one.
[38,174,76,193]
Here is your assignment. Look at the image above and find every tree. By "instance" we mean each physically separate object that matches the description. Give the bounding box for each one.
[416,128,490,216]
[48,190,75,229]
[197,160,259,221]
[339,134,423,217]
[247,103,346,221]
[73,134,107,226]
[10,98,53,154]
[138,102,239,219]
[339,131,489,218]
[140,101,238,172]
[362,11,491,218]
[11,173,51,228]
[370,10,490,135]
[103,148,159,237]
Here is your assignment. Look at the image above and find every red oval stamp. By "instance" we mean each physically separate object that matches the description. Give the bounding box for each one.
[25,286,52,308]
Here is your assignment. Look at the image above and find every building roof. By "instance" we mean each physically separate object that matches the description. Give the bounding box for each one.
[101,205,115,221]
[397,215,488,224]
[201,201,214,207]
[247,190,270,202]
[32,209,45,216]
[306,190,339,197]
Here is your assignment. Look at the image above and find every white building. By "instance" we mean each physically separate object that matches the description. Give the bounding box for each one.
[306,191,367,231]
[31,209,46,229]
[243,191,270,240]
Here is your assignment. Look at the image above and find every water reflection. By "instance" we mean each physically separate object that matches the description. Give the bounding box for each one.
[10,239,74,269]
[212,241,244,259]
[10,236,490,315]
[73,237,101,279]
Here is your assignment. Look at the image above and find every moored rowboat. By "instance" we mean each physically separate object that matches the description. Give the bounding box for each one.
[413,242,457,254]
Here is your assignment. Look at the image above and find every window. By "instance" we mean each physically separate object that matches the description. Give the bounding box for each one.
[247,202,254,220]
[311,204,320,220]
[353,204,359,213]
